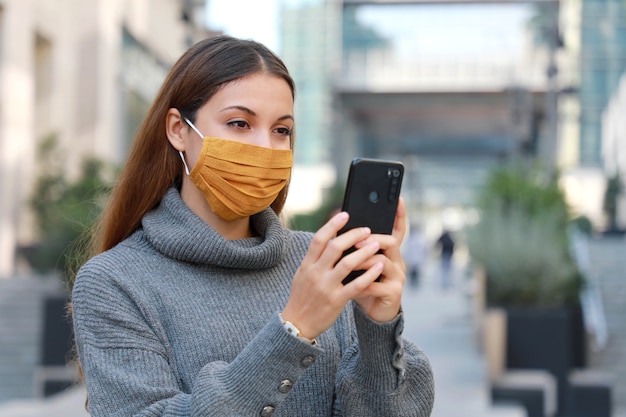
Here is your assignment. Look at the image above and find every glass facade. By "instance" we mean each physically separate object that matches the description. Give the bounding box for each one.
[279,0,340,166]
[580,0,626,166]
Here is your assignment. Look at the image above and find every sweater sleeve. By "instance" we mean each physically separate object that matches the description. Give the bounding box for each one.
[72,268,322,417]
[334,302,434,417]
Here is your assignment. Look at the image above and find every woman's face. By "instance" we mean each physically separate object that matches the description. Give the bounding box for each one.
[184,72,294,166]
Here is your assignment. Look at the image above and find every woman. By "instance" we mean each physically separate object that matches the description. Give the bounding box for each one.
[72,35,434,416]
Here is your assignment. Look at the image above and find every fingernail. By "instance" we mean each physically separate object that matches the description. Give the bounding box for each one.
[337,212,348,221]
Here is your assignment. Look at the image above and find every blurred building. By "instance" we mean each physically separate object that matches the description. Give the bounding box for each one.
[336,0,552,213]
[279,0,624,230]
[580,0,626,166]
[279,0,342,214]
[561,0,626,228]
[0,0,210,278]
[601,74,626,230]
[280,0,560,221]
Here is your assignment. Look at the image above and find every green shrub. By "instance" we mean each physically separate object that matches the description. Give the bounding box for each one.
[466,164,583,308]
[26,134,114,281]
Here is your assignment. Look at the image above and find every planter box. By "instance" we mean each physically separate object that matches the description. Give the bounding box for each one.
[505,306,586,416]
[36,296,76,397]
[506,307,572,376]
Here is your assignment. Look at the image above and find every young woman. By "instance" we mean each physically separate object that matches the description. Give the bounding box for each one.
[71,35,434,416]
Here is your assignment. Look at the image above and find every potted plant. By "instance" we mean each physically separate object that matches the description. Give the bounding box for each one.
[20,135,114,397]
[466,164,586,415]
[25,134,114,283]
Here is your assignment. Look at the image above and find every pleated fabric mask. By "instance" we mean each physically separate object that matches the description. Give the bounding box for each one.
[178,118,292,221]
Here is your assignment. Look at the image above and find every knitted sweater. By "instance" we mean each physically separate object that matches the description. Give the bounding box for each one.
[72,188,434,417]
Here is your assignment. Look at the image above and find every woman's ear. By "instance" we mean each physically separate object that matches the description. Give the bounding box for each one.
[165,108,186,152]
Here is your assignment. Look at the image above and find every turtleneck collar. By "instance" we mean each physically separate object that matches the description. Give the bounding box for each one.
[141,188,289,269]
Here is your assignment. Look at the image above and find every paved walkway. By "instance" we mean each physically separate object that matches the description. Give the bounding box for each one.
[401,260,524,417]
[0,385,88,417]
[587,236,626,412]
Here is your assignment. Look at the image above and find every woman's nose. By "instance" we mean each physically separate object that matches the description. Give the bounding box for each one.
[251,131,273,148]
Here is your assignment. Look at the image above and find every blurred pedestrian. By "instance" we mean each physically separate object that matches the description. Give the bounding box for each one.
[70,35,434,416]
[436,229,455,289]
[403,224,427,288]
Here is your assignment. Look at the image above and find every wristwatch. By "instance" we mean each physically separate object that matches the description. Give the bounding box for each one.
[279,313,317,345]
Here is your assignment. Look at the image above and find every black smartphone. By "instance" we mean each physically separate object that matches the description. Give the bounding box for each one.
[337,158,404,284]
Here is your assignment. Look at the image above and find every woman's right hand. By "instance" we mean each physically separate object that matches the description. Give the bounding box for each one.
[281,211,384,340]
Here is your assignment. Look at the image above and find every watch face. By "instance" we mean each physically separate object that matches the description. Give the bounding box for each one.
[283,321,300,337]
[282,319,317,345]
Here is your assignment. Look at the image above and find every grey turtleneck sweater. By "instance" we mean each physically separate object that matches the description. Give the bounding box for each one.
[72,188,434,416]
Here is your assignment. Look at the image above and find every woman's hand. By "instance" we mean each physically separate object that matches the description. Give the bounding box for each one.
[282,198,408,338]
[282,211,385,340]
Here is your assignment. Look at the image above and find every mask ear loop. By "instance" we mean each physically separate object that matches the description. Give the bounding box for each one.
[183,117,204,139]
[178,151,190,175]
[178,115,204,176]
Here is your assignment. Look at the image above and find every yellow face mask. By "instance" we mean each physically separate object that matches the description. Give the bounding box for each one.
[178,118,293,222]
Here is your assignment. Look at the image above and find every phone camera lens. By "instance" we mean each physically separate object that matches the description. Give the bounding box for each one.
[392,169,400,178]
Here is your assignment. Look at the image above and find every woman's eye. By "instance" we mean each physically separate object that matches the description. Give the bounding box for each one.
[228,120,249,129]
[275,127,292,136]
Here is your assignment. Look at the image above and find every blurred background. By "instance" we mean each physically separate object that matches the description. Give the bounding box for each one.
[0,0,624,416]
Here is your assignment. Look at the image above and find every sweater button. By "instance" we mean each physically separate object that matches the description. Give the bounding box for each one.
[260,405,275,416]
[278,379,293,394]
[399,368,407,382]
[395,347,404,361]
[301,355,315,367]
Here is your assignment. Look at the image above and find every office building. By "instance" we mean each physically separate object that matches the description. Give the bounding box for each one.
[0,0,209,277]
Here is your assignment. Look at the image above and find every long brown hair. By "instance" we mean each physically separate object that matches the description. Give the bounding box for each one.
[88,35,296,261]
[70,37,297,406]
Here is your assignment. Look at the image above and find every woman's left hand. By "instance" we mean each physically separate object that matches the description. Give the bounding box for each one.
[351,197,407,323]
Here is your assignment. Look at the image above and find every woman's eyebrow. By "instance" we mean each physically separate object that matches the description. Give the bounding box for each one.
[277,114,294,122]
[220,105,255,115]
[220,105,294,122]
